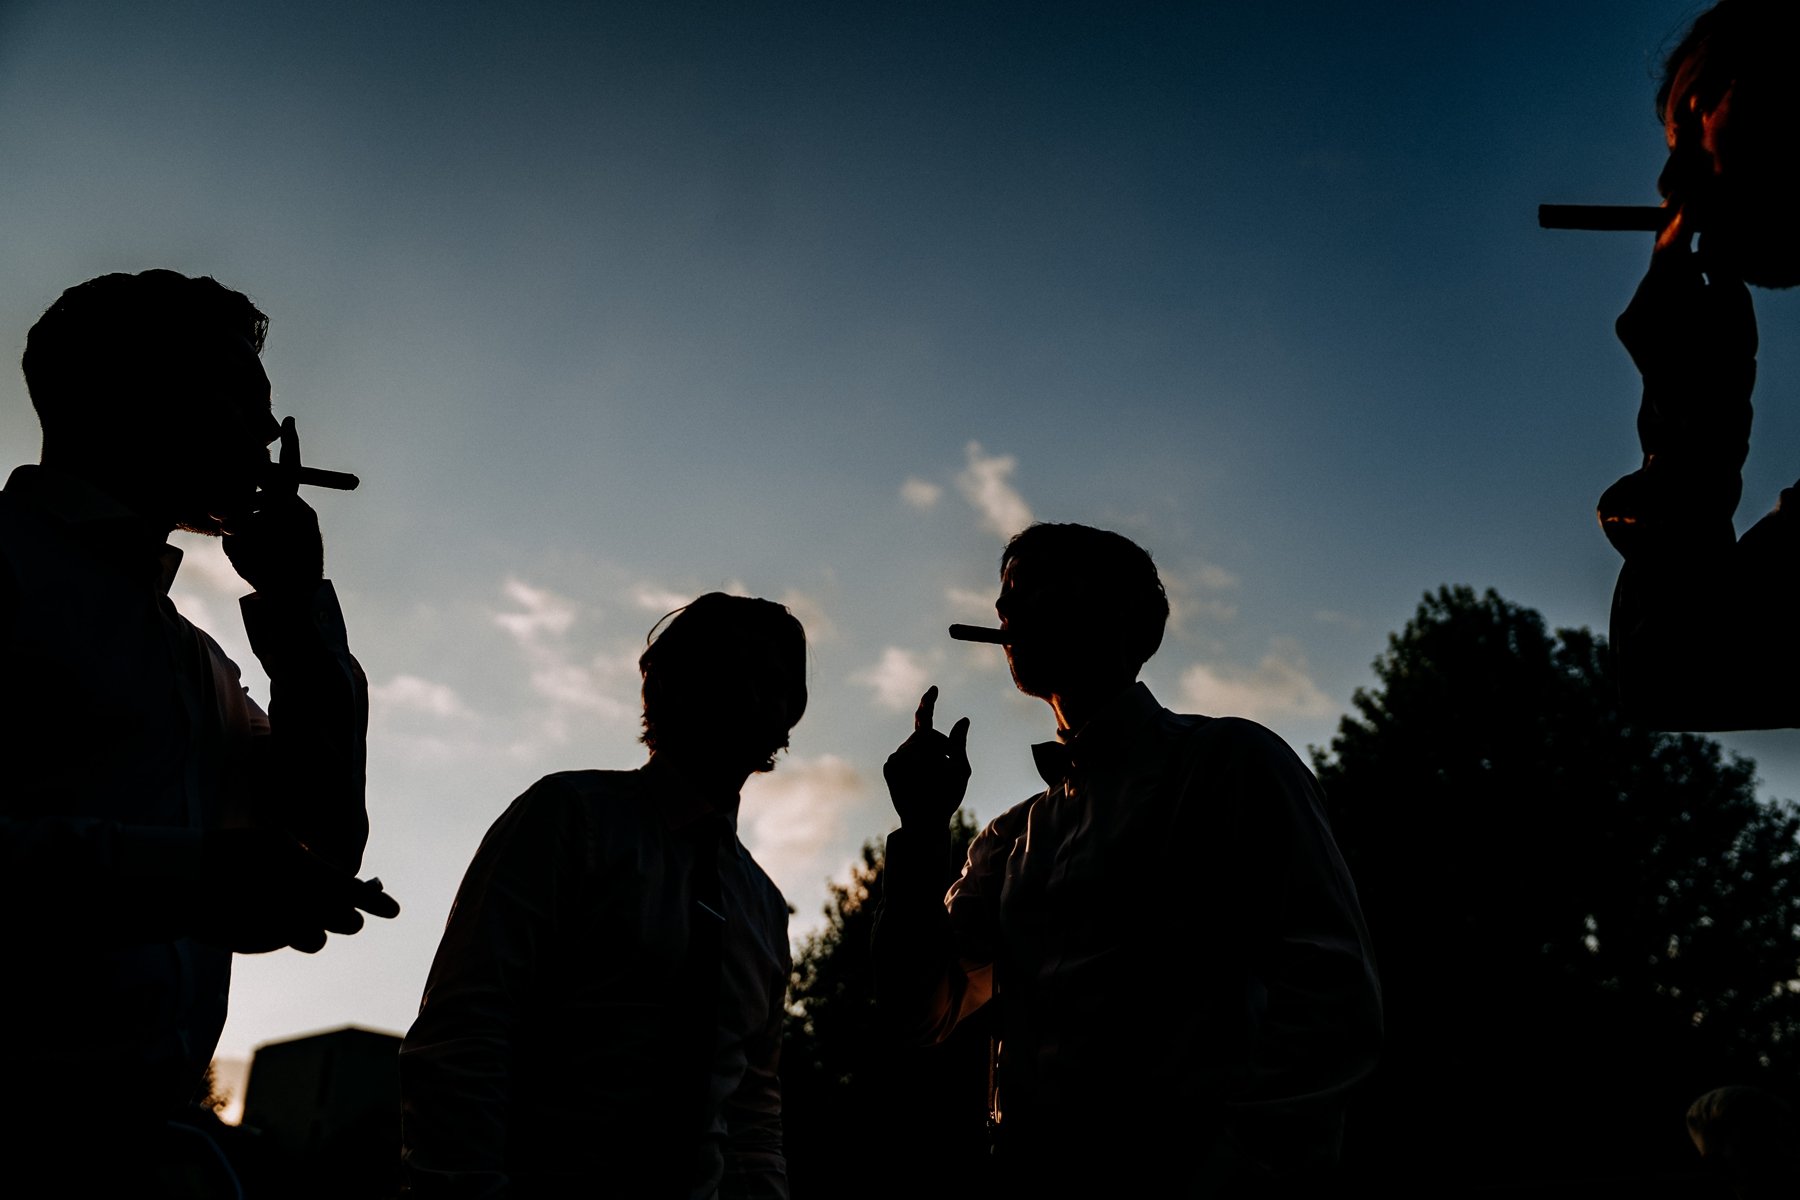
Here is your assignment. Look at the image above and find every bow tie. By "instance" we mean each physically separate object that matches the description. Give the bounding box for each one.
[1032,740,1084,792]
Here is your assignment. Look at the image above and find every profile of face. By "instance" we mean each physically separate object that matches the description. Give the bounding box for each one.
[1662,52,1800,287]
[996,556,1125,701]
[162,331,281,535]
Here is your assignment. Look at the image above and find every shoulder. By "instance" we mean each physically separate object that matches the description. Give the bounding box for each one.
[964,792,1038,870]
[1163,712,1320,793]
[484,769,650,847]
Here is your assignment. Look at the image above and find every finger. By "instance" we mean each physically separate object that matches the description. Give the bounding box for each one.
[913,685,938,734]
[271,416,301,497]
[289,926,328,954]
[356,884,401,920]
[949,716,971,759]
[321,906,366,936]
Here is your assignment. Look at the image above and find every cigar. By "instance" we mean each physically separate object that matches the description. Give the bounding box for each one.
[948,624,1009,645]
[295,467,360,491]
[1538,204,1676,232]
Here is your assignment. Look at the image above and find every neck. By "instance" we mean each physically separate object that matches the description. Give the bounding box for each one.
[38,454,176,536]
[651,751,750,815]
[1048,678,1136,736]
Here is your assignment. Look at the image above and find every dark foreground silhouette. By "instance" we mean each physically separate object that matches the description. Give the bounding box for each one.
[401,593,806,1197]
[0,269,394,1190]
[1597,0,1800,731]
[871,522,1383,1196]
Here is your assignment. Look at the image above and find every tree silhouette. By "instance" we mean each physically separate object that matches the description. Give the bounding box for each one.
[1317,586,1800,1188]
[782,810,994,1199]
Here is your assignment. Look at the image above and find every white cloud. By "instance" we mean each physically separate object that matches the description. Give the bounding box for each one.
[740,753,861,906]
[900,477,943,510]
[1178,638,1334,722]
[851,646,938,712]
[1195,562,1239,591]
[491,576,635,742]
[779,588,837,645]
[945,585,996,619]
[493,577,577,641]
[1163,561,1241,631]
[956,441,1033,539]
[370,674,473,719]
[170,534,246,595]
[631,584,695,615]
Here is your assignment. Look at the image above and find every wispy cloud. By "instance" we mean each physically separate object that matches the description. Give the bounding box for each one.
[740,752,862,910]
[851,646,939,712]
[900,477,943,510]
[779,588,837,645]
[370,674,474,719]
[956,442,1032,539]
[1178,638,1334,722]
[1163,560,1241,630]
[492,576,636,743]
[945,585,996,619]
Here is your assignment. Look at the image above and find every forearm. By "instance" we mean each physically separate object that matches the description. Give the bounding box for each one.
[1609,499,1800,730]
[242,580,369,871]
[870,825,978,1045]
[721,975,789,1200]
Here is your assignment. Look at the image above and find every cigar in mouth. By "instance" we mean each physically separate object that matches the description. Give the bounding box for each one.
[295,467,361,491]
[1538,204,1676,232]
[948,624,1009,645]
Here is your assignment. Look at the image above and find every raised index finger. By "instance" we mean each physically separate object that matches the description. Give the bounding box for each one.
[914,685,938,733]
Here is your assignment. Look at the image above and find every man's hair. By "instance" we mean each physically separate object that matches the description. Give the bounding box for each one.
[639,592,808,770]
[21,269,268,445]
[1657,0,1800,119]
[1000,522,1169,668]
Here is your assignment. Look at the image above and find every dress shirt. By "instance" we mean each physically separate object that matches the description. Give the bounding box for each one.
[0,463,368,1119]
[400,760,791,1199]
[874,682,1382,1189]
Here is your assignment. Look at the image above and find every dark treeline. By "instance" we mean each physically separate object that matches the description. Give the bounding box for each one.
[781,585,1800,1196]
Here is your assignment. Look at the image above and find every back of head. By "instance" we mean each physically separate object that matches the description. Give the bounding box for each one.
[999,522,1169,669]
[1687,1085,1800,1194]
[21,269,268,456]
[639,592,808,772]
[1658,1,1800,118]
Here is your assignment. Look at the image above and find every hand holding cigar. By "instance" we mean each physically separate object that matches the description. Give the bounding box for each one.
[262,417,360,493]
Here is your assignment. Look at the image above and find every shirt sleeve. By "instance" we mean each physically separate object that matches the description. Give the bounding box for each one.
[720,934,791,1200]
[1180,721,1383,1132]
[400,778,579,1199]
[871,809,1021,1046]
[1608,494,1800,731]
[238,579,370,872]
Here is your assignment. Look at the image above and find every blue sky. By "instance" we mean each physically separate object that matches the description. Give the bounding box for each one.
[7,0,1799,1078]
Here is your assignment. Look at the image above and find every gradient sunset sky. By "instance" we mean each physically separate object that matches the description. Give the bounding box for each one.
[6,0,1798,1073]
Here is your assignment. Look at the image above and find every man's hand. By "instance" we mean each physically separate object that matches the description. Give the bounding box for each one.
[884,686,971,831]
[222,417,326,595]
[1615,242,1757,451]
[192,827,400,954]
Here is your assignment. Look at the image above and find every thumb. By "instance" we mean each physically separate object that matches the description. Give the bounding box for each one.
[949,716,971,760]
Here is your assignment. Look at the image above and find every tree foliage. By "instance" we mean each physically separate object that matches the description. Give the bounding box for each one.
[1316,586,1800,1185]
[782,810,994,1199]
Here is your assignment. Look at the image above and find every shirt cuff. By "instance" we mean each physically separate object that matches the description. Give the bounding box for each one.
[241,579,351,661]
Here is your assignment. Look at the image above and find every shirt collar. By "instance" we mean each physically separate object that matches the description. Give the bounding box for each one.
[643,755,743,838]
[1031,681,1162,791]
[4,464,185,594]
